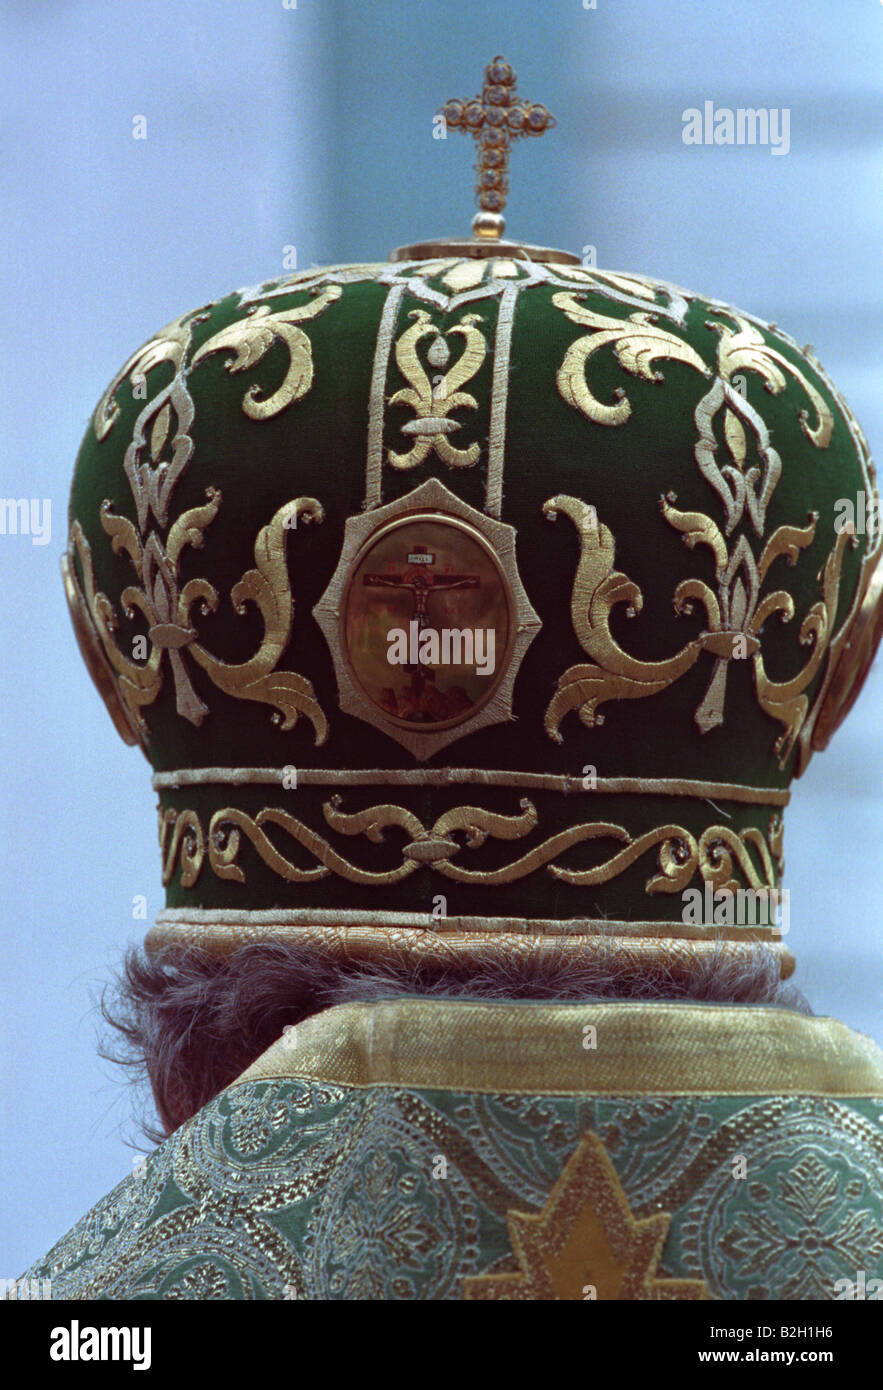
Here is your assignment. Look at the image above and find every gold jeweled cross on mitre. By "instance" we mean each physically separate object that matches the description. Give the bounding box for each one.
[439,56,556,242]
[391,55,573,265]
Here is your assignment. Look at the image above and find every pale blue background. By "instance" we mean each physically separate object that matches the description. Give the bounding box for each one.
[1,0,881,1276]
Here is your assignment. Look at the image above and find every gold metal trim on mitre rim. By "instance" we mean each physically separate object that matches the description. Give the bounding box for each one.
[61,550,142,749]
[150,767,791,804]
[146,917,795,980]
[811,547,883,752]
[389,237,580,266]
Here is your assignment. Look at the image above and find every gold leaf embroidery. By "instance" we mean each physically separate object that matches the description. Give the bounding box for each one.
[70,518,164,724]
[388,309,487,469]
[184,499,328,739]
[191,286,342,420]
[708,313,833,448]
[693,376,783,536]
[161,796,780,898]
[92,309,204,446]
[545,294,846,761]
[70,496,328,742]
[72,288,341,744]
[159,808,205,888]
[753,526,852,764]
[552,294,710,425]
[208,804,419,887]
[544,491,848,764]
[542,496,705,741]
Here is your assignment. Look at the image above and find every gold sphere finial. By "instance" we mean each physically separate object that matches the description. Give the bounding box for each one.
[438,56,557,238]
[472,210,505,240]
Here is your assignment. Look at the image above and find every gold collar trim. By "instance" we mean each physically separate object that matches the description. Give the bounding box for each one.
[231,998,883,1099]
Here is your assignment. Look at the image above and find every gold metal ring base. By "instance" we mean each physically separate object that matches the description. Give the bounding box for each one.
[389,236,581,265]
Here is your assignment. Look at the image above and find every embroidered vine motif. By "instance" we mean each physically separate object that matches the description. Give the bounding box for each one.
[544,496,850,760]
[190,289,341,419]
[553,297,832,455]
[71,498,328,742]
[72,288,341,741]
[93,309,206,530]
[93,311,192,437]
[547,298,849,764]
[388,308,488,470]
[158,797,783,896]
[555,302,710,427]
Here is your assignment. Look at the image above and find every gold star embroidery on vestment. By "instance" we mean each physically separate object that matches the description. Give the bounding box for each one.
[462,1133,712,1300]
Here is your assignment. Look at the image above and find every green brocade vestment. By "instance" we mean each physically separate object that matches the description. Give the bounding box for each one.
[22,1000,883,1300]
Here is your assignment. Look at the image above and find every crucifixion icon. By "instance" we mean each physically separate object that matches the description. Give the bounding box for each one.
[363,546,480,642]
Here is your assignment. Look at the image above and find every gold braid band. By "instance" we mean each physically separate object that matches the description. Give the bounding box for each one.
[146,918,795,982]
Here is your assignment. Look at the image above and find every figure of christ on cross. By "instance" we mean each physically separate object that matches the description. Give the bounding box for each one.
[363,545,480,722]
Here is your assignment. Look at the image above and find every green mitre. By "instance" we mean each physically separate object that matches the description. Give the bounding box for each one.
[62,248,880,968]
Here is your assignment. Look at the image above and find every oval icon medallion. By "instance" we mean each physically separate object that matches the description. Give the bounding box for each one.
[342,512,513,729]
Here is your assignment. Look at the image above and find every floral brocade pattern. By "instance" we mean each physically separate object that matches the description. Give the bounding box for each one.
[22,1083,883,1301]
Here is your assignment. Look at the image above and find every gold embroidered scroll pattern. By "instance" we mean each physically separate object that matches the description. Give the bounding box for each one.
[753,524,852,763]
[92,309,201,445]
[190,286,342,420]
[544,495,851,760]
[688,312,833,538]
[159,796,781,897]
[546,300,844,763]
[93,310,207,533]
[72,496,328,742]
[710,313,833,451]
[542,497,705,739]
[553,297,710,426]
[552,294,833,459]
[388,309,487,469]
[76,288,341,740]
[159,807,205,888]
